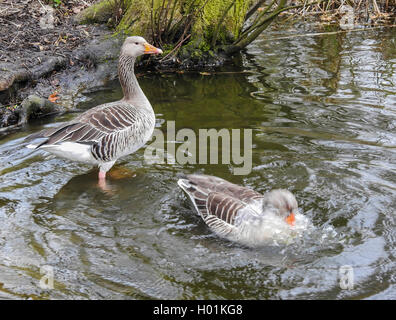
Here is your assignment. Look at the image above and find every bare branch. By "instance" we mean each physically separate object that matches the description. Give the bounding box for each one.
[245,0,267,20]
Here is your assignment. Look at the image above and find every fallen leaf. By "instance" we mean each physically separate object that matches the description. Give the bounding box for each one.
[48,92,59,103]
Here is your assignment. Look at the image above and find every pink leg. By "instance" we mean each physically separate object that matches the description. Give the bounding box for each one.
[98,171,106,180]
[98,171,112,193]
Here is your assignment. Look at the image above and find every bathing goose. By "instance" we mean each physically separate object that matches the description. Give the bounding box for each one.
[26,36,162,181]
[178,174,302,246]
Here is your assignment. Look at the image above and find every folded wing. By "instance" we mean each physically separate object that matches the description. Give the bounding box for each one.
[178,174,264,236]
[25,102,146,162]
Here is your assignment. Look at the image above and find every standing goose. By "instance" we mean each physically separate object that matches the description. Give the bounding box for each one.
[26,36,162,181]
[178,174,307,246]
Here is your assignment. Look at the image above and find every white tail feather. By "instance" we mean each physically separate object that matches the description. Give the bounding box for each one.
[177,178,190,192]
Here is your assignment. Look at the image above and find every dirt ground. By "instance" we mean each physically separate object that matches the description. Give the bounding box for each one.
[0,0,101,69]
[0,0,124,131]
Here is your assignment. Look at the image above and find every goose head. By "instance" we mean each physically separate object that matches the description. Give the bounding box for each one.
[262,189,298,226]
[121,36,163,58]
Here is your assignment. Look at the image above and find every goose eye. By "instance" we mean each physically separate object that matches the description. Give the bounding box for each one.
[135,42,139,45]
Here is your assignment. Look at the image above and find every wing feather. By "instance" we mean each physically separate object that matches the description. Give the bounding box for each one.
[178,176,254,237]
[25,101,153,161]
[204,192,246,236]
[180,174,264,203]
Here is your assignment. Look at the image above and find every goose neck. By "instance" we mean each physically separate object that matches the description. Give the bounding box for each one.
[118,54,146,104]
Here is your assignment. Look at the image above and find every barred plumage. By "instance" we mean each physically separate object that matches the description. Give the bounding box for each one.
[178,174,303,246]
[25,36,162,180]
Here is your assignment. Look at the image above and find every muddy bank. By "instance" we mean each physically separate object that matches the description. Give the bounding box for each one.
[0,95,62,133]
[0,30,126,131]
[0,0,126,131]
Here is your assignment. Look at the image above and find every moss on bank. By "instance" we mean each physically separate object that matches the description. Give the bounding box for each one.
[74,0,114,24]
[75,0,256,64]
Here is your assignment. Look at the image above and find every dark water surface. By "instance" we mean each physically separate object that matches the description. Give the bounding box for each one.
[0,26,395,299]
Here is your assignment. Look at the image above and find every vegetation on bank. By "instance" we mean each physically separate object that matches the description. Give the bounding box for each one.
[75,0,296,65]
[74,0,396,65]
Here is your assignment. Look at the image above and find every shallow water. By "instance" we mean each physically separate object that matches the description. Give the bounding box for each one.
[0,24,395,299]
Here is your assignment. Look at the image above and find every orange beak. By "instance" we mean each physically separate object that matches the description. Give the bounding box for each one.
[285,212,295,226]
[144,43,163,55]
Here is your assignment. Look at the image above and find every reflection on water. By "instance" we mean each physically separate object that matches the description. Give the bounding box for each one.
[0,25,395,299]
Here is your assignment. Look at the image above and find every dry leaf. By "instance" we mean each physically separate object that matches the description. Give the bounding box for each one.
[48,92,59,103]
